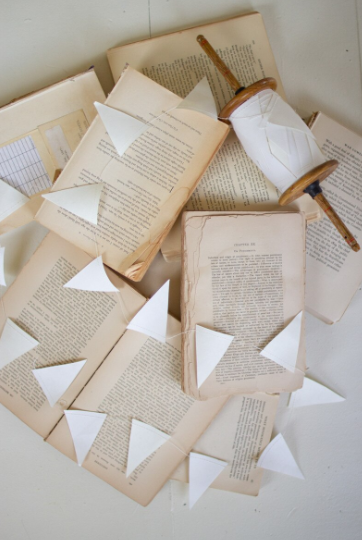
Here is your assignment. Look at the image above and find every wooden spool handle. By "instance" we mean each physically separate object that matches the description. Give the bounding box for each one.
[197,35,241,92]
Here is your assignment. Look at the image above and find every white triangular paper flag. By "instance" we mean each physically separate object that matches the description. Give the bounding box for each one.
[196,325,234,388]
[177,78,218,120]
[257,434,304,479]
[64,410,107,466]
[259,311,303,372]
[289,377,345,408]
[189,452,227,508]
[127,280,169,342]
[0,318,39,369]
[0,179,29,221]
[0,246,6,286]
[95,102,149,157]
[126,419,170,477]
[64,255,118,292]
[32,359,87,407]
[42,183,103,225]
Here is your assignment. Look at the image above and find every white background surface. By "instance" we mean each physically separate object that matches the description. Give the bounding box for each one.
[1,1,362,539]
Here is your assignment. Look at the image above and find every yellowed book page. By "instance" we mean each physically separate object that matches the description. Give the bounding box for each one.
[182,211,306,399]
[35,67,229,282]
[107,11,319,264]
[0,233,145,438]
[171,392,279,496]
[306,112,362,323]
[46,317,227,506]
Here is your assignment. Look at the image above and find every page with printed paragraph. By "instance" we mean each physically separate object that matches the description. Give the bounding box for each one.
[46,317,227,506]
[0,233,145,438]
[182,211,306,399]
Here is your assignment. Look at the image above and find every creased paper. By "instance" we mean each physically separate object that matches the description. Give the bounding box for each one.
[32,359,87,407]
[289,377,345,408]
[177,78,218,120]
[0,246,6,286]
[126,419,171,477]
[64,409,107,466]
[42,183,103,225]
[64,255,119,292]
[0,179,29,221]
[127,280,169,342]
[0,318,39,369]
[195,325,234,388]
[260,311,303,372]
[257,433,304,479]
[189,452,227,508]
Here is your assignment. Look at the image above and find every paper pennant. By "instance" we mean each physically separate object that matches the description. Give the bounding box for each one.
[259,312,303,372]
[64,410,107,466]
[126,419,170,477]
[95,102,149,157]
[289,377,345,409]
[0,246,6,286]
[0,179,29,221]
[127,280,169,342]
[189,452,227,508]
[64,255,119,292]
[32,359,87,407]
[257,434,304,479]
[196,325,234,388]
[177,78,218,120]
[0,318,39,369]
[42,183,103,225]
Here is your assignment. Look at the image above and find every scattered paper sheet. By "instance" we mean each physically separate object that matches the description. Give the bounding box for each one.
[0,246,6,286]
[32,359,87,407]
[0,179,30,221]
[259,311,303,372]
[195,325,234,388]
[42,183,103,225]
[126,419,171,477]
[189,452,227,508]
[0,318,39,369]
[177,77,218,120]
[289,377,345,408]
[94,102,149,157]
[257,433,304,479]
[127,280,169,342]
[63,255,119,292]
[64,409,107,466]
[45,125,73,169]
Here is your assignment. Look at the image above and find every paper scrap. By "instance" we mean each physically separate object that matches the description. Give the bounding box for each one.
[196,325,234,388]
[259,312,303,372]
[32,359,87,407]
[127,280,169,342]
[126,419,170,477]
[64,409,107,466]
[189,452,227,508]
[289,377,345,408]
[257,434,304,479]
[177,78,218,120]
[0,246,6,286]
[42,183,103,225]
[95,102,149,157]
[0,318,39,369]
[0,179,30,221]
[64,255,119,293]
[45,124,73,169]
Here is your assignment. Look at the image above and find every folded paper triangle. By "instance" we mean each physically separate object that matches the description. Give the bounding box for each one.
[126,419,171,477]
[0,246,6,286]
[64,255,119,292]
[95,102,149,157]
[177,78,218,120]
[64,409,107,466]
[259,311,303,372]
[127,280,169,342]
[42,183,103,225]
[0,179,29,221]
[32,359,87,407]
[289,377,345,408]
[0,318,39,369]
[257,434,304,479]
[196,325,234,388]
[189,452,227,509]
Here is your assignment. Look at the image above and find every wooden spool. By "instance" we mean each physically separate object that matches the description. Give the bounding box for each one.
[197,34,360,252]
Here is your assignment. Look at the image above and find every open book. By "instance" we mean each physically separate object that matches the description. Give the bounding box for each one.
[35,66,228,281]
[306,112,362,323]
[181,211,306,399]
[0,69,105,234]
[107,12,320,261]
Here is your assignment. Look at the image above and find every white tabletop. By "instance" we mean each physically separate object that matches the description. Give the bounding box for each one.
[1,1,362,539]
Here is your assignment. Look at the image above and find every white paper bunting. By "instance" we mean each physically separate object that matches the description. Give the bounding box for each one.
[257,434,304,479]
[289,377,345,408]
[42,183,103,225]
[64,409,107,466]
[259,311,303,372]
[127,280,169,342]
[189,452,227,508]
[32,359,87,407]
[177,77,218,120]
[63,255,119,292]
[0,179,29,221]
[126,419,170,477]
[196,325,234,388]
[0,318,39,369]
